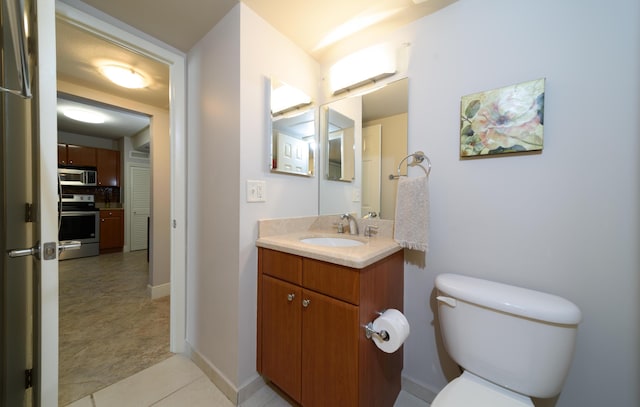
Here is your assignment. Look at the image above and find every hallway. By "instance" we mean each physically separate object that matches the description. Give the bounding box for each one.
[59,251,172,405]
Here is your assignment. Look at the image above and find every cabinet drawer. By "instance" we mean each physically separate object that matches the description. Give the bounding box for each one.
[302,258,359,305]
[261,249,302,285]
[100,209,123,218]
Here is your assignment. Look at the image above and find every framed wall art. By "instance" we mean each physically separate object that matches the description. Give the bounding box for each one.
[460,78,545,158]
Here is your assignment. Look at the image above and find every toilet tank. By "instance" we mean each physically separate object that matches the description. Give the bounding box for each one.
[435,273,582,399]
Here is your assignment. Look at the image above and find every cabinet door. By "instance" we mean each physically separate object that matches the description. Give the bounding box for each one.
[261,276,302,401]
[66,144,96,167]
[301,289,358,407]
[100,211,124,250]
[58,143,67,165]
[96,148,120,187]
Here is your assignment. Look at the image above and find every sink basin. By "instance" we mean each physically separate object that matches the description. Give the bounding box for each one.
[300,237,365,247]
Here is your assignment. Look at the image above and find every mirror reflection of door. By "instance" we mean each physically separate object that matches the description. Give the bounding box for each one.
[326,108,355,182]
[362,124,382,217]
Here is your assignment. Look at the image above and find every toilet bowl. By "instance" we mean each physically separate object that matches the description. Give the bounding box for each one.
[432,372,532,407]
[432,273,581,406]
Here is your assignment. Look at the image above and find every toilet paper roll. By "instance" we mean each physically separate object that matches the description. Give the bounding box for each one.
[371,309,410,353]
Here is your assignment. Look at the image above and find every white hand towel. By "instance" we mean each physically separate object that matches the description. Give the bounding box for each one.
[394,175,429,252]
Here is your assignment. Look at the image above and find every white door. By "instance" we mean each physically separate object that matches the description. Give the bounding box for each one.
[1,0,58,405]
[277,132,309,175]
[362,125,381,217]
[130,166,150,251]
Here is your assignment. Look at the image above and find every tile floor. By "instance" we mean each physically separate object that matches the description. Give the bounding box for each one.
[67,355,430,407]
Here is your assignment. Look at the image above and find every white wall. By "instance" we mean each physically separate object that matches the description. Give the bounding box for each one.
[187,4,242,387]
[353,1,638,406]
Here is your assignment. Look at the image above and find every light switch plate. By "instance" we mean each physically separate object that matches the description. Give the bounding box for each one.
[247,180,266,202]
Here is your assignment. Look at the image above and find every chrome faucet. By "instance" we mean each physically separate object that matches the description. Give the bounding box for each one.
[340,213,359,235]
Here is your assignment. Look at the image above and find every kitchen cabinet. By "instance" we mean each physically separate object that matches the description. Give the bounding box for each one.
[257,248,404,407]
[58,143,121,187]
[58,143,96,167]
[99,209,124,252]
[96,148,120,187]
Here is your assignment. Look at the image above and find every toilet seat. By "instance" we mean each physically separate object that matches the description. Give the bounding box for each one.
[431,371,534,407]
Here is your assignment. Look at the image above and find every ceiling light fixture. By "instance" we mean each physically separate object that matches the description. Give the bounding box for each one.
[100,64,149,89]
[62,107,106,124]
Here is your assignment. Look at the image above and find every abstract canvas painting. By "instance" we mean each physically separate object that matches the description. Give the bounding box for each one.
[460,78,545,157]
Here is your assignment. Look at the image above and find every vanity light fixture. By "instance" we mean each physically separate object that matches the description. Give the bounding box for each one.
[62,107,106,124]
[329,44,397,95]
[271,81,312,116]
[99,64,149,89]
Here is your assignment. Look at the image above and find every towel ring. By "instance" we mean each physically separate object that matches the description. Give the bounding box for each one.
[389,151,431,179]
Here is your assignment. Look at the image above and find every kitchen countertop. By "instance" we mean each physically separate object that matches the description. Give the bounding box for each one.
[256,215,401,269]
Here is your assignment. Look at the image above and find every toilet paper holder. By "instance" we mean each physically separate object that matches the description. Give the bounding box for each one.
[363,311,390,342]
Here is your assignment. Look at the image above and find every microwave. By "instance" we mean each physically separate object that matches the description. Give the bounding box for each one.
[58,167,97,186]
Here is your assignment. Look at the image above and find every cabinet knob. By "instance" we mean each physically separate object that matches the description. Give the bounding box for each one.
[101,219,104,222]
[287,293,295,302]
[302,299,311,308]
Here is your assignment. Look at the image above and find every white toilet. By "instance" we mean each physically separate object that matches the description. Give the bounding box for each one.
[432,273,582,407]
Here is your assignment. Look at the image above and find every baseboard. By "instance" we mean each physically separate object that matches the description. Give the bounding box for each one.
[185,342,266,406]
[147,282,170,299]
[402,375,439,404]
[186,343,238,404]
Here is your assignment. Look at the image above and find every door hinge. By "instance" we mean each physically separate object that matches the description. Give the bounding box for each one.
[25,369,32,389]
[25,203,33,223]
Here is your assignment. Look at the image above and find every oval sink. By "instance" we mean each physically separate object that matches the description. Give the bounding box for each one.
[300,237,365,247]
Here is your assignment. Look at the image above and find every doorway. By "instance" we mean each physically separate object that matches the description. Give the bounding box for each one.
[54,1,187,403]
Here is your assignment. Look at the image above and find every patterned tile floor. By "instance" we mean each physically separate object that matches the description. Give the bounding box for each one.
[59,251,172,406]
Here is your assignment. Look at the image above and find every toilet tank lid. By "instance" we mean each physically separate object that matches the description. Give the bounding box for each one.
[435,273,582,325]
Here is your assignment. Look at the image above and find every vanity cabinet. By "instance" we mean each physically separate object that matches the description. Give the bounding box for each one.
[99,209,124,252]
[257,248,403,407]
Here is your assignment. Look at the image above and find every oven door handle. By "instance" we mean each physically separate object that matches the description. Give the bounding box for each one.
[58,240,82,254]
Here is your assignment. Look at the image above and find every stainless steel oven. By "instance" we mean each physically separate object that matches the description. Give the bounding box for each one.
[59,194,100,260]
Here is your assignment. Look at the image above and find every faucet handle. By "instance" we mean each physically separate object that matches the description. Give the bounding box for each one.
[364,225,379,237]
[336,222,345,234]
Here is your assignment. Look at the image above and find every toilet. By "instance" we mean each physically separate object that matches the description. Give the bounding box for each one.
[432,273,582,407]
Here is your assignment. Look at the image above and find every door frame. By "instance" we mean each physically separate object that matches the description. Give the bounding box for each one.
[51,0,187,394]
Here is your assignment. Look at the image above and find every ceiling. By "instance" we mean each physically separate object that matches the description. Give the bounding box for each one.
[75,0,456,57]
[56,0,454,141]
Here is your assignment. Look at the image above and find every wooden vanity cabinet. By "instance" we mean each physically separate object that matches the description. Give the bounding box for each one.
[257,247,404,407]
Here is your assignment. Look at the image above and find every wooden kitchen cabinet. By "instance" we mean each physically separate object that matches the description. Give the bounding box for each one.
[58,143,96,167]
[99,209,124,252]
[96,148,120,187]
[257,248,404,407]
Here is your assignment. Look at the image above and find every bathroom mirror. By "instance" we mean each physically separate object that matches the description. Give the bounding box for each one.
[325,108,355,182]
[270,79,316,176]
[319,78,408,219]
